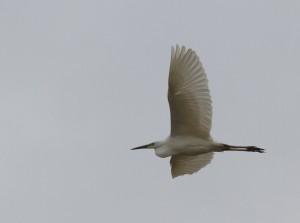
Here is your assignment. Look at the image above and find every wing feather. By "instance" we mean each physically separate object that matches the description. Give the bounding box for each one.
[168,45,212,139]
[170,153,214,178]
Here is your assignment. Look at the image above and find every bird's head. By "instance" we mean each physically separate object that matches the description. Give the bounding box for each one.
[131,140,169,158]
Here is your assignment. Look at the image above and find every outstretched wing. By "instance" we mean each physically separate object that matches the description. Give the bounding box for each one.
[170,153,214,178]
[168,45,212,139]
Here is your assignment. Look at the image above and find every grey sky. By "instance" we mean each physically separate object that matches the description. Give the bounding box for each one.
[1,0,300,222]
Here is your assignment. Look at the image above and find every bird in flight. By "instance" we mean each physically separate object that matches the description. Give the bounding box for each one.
[132,45,265,178]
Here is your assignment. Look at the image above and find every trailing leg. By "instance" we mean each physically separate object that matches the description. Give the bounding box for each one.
[221,144,265,153]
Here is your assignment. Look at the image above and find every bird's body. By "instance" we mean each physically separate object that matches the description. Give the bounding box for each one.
[132,45,264,178]
[154,136,219,158]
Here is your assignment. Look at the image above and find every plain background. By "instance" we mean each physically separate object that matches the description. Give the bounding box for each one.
[1,0,300,222]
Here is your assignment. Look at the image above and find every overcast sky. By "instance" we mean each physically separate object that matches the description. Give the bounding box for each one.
[1,0,300,222]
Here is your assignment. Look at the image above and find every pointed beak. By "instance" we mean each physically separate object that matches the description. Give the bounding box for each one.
[131,143,154,150]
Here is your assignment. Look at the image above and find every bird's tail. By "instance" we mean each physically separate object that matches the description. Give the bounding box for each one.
[221,144,265,153]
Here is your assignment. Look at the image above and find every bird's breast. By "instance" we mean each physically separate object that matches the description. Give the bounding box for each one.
[154,146,173,158]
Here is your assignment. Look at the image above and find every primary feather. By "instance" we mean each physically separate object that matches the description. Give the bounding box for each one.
[168,45,212,139]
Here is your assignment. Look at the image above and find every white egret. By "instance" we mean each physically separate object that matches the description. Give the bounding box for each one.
[132,45,264,178]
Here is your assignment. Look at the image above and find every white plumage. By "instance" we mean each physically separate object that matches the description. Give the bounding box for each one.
[168,45,212,139]
[132,45,264,178]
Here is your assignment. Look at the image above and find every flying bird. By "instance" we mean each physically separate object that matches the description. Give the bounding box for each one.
[132,45,264,178]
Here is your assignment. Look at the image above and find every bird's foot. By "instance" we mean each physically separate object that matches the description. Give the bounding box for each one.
[246,146,265,153]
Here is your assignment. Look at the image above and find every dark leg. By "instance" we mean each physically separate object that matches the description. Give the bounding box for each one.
[221,144,265,153]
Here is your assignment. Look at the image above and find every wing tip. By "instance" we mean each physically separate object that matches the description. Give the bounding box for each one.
[172,44,195,54]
